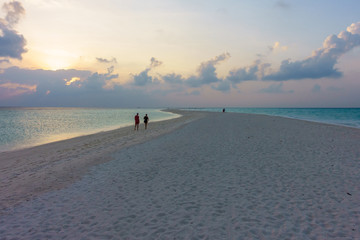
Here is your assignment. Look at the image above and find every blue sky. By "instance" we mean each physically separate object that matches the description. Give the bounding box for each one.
[1,0,360,107]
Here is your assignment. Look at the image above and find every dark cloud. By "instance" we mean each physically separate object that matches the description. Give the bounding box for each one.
[0,67,92,96]
[226,61,259,83]
[0,66,91,85]
[130,53,232,93]
[156,53,230,89]
[131,57,163,86]
[85,68,118,91]
[0,66,161,107]
[150,57,162,68]
[0,1,27,60]
[96,57,117,64]
[264,22,360,81]
[263,56,342,80]
[0,22,27,59]
[162,73,184,84]
[186,53,230,87]
[132,68,152,86]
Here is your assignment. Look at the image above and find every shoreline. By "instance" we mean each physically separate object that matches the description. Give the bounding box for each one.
[184,108,360,130]
[0,109,181,153]
[0,109,206,211]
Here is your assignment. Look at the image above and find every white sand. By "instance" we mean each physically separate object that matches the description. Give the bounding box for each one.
[0,110,359,239]
[0,110,204,210]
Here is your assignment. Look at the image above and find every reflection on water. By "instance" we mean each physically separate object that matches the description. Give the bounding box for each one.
[0,108,178,152]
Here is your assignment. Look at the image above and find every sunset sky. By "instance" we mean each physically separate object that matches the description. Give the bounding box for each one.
[1,0,360,108]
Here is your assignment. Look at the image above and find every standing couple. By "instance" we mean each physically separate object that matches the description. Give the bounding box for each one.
[134,113,149,131]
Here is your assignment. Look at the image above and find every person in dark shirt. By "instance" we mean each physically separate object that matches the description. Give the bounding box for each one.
[144,114,149,130]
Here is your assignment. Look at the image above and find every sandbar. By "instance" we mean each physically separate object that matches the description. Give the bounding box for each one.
[0,110,359,239]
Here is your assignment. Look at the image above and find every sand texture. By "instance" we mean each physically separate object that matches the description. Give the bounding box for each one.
[0,111,359,239]
[0,110,204,211]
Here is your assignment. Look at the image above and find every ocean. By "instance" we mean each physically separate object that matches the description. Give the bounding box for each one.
[0,108,178,153]
[1,107,359,153]
[185,108,360,129]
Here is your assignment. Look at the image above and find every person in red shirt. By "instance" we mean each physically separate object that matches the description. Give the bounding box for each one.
[134,113,140,131]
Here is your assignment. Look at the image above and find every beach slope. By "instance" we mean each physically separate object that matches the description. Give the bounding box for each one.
[1,111,359,239]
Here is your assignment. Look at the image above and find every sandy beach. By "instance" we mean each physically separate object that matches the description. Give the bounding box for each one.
[0,110,359,239]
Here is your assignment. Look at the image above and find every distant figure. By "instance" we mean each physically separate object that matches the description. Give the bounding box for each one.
[144,114,149,130]
[134,113,140,131]
[223,108,226,113]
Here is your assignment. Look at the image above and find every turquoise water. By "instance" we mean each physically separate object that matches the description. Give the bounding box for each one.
[186,108,360,129]
[0,108,178,152]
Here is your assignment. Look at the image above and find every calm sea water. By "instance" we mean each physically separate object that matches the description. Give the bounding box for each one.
[0,108,178,152]
[186,108,360,129]
[2,107,359,153]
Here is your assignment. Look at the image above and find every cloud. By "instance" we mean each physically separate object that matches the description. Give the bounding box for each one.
[268,41,288,52]
[134,53,236,90]
[162,73,184,84]
[186,52,230,87]
[2,0,25,27]
[131,57,162,86]
[260,82,294,94]
[347,22,360,35]
[0,66,120,96]
[0,22,27,59]
[157,53,231,89]
[85,68,119,91]
[0,58,10,63]
[0,66,161,107]
[0,67,92,97]
[131,53,232,94]
[0,1,27,60]
[264,22,360,81]
[212,80,231,92]
[0,82,36,99]
[132,68,153,86]
[96,57,117,64]
[226,60,260,84]
[150,57,162,68]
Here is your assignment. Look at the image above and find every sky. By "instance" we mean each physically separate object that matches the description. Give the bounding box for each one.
[0,0,360,108]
